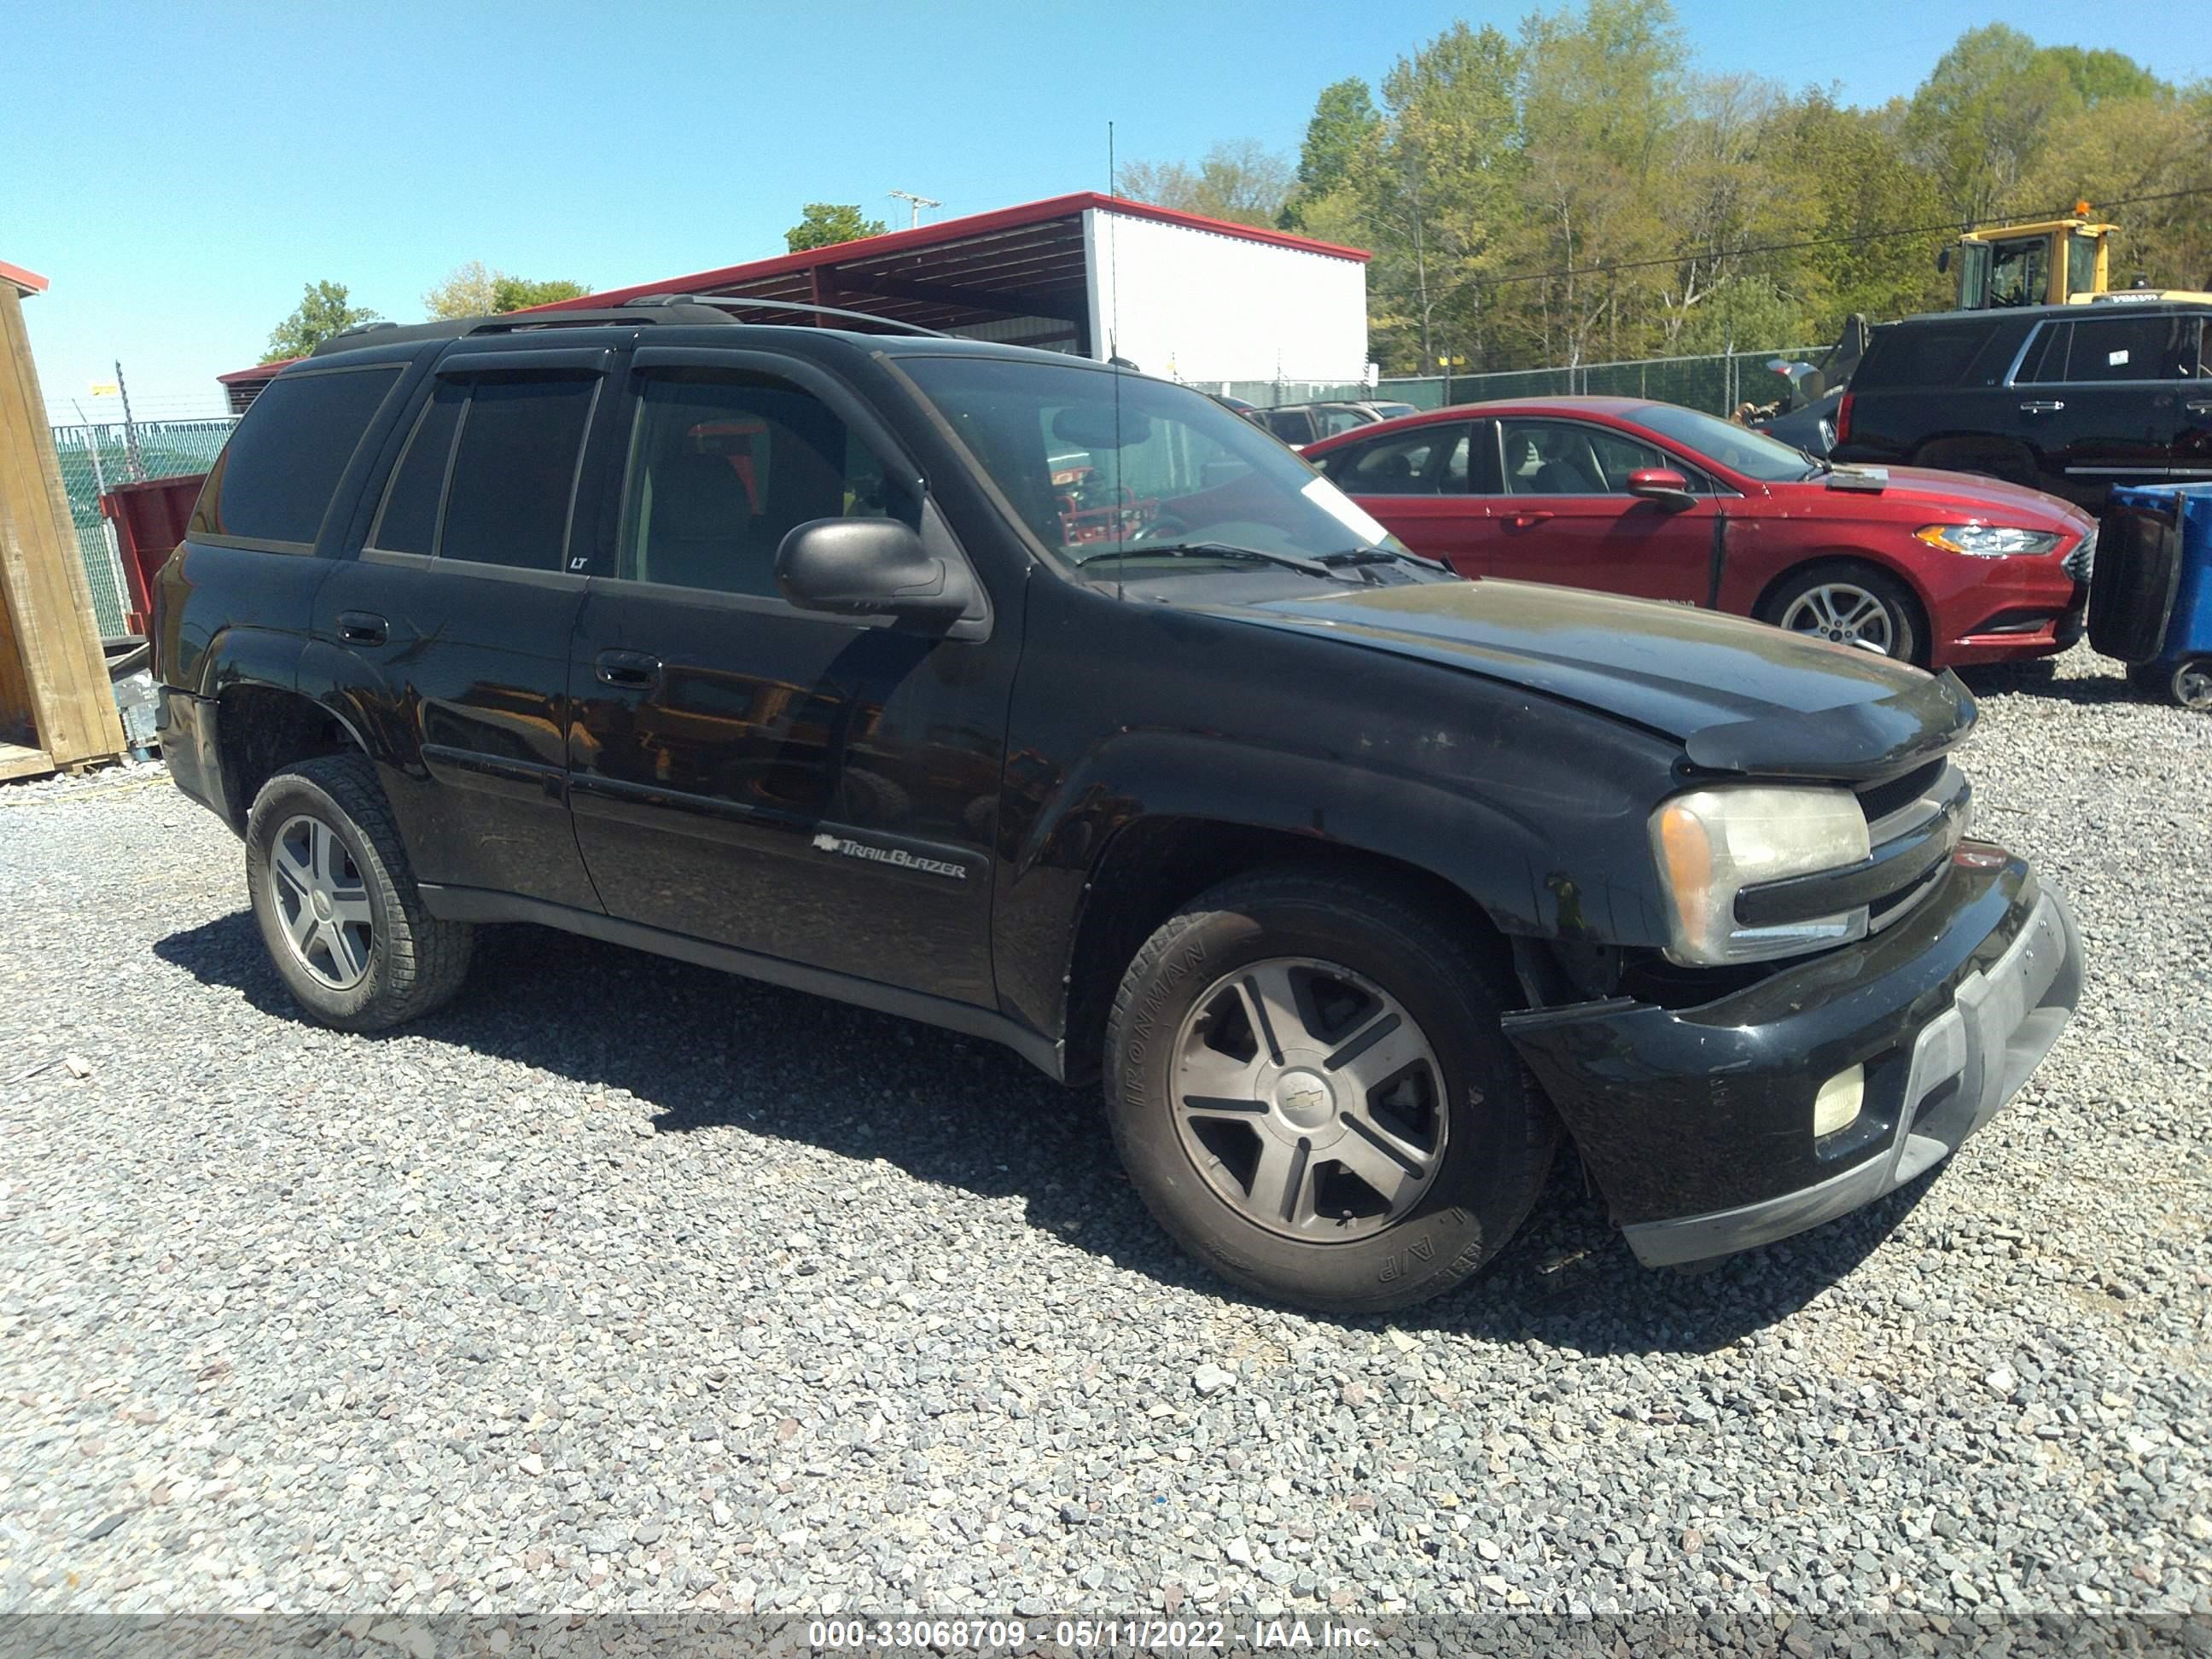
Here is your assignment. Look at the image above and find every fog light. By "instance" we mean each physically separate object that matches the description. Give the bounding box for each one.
[1813,1064,1865,1138]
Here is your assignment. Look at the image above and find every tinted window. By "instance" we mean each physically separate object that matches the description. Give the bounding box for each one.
[368,381,464,555]
[1261,410,1315,444]
[1324,426,1466,495]
[439,376,597,569]
[1499,420,1666,495]
[2062,314,2203,382]
[192,366,399,544]
[1854,320,2029,389]
[620,374,911,597]
[2017,323,2071,386]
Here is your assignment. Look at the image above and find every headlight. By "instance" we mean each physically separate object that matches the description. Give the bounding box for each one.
[1651,787,1871,965]
[1914,524,2064,557]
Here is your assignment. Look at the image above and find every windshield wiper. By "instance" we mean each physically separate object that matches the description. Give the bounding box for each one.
[1320,546,1451,573]
[1072,541,1346,579]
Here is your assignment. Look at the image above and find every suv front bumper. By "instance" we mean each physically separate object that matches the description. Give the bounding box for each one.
[1503,846,2081,1266]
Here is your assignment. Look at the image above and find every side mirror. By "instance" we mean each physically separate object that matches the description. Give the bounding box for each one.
[775,517,971,621]
[1627,468,1695,510]
[1936,247,1951,274]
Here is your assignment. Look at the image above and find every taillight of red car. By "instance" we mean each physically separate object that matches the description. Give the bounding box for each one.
[1836,391,1854,447]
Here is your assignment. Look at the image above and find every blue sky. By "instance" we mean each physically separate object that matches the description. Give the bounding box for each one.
[6,0,2205,421]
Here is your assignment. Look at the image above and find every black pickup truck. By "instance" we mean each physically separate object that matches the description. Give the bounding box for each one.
[154,304,2083,1311]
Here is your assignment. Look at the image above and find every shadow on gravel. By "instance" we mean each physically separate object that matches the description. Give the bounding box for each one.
[157,909,1938,1358]
[1955,659,2143,708]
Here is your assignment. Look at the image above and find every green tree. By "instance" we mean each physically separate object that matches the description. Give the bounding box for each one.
[1904,25,2079,225]
[2036,45,2167,109]
[263,280,381,362]
[490,274,590,311]
[784,203,888,252]
[1511,0,1687,365]
[424,261,591,318]
[1116,141,1294,228]
[1281,79,1381,228]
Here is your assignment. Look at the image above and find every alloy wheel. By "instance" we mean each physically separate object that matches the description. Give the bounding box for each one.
[1169,957,1447,1242]
[1778,583,1896,655]
[267,813,375,991]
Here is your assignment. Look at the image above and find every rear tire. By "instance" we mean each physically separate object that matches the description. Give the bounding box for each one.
[1103,869,1557,1313]
[244,754,474,1032]
[1760,562,1926,667]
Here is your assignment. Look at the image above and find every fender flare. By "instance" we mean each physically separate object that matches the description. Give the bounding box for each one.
[1022,726,1668,946]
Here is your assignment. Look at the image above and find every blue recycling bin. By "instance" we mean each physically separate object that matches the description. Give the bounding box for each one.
[2092,483,2212,710]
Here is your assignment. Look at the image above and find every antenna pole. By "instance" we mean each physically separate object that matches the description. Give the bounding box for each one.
[888,189,941,229]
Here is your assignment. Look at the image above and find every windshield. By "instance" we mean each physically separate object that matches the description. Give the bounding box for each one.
[1633,402,1825,481]
[899,355,1405,572]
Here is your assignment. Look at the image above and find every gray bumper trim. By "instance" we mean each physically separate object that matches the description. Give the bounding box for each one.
[1624,885,2082,1267]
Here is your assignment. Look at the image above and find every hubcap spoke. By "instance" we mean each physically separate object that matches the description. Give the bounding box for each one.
[1332,1114,1433,1207]
[1178,1039,1266,1106]
[327,888,375,927]
[1324,1013,1427,1097]
[1240,961,1307,1051]
[1248,1134,1315,1227]
[286,900,320,951]
[274,841,314,900]
[323,920,367,982]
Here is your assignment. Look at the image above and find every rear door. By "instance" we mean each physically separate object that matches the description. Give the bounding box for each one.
[311,348,605,910]
[1313,420,1489,572]
[1471,416,1714,602]
[563,347,1009,1006]
[2017,311,2198,499]
[2142,315,2212,482]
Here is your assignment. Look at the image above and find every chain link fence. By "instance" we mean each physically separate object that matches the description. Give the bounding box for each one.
[1191,346,1826,417]
[49,420,235,637]
[1379,346,1827,416]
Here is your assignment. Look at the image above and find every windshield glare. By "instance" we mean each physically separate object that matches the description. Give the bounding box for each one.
[1633,402,1821,481]
[899,356,1405,568]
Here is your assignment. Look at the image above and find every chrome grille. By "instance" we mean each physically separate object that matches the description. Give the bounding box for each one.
[1863,763,1970,934]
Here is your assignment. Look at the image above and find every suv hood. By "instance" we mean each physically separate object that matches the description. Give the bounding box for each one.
[1214,578,1974,781]
[1807,465,2089,527]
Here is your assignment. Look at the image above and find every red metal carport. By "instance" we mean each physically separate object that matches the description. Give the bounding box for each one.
[218,194,1367,408]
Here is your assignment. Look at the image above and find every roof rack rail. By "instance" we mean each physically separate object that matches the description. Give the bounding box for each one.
[308,305,740,358]
[621,294,952,337]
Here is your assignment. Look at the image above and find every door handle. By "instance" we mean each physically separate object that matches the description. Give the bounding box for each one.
[594,649,662,690]
[1506,511,1556,529]
[336,610,387,645]
[2017,400,2065,413]
[2186,401,2212,416]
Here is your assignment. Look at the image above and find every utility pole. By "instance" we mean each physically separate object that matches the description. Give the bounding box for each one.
[888,189,940,229]
[114,359,144,481]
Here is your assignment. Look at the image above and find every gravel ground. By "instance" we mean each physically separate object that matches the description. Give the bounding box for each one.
[1,647,2207,1624]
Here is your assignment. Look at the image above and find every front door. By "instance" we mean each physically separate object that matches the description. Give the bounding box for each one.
[564,352,1010,1006]
[1466,416,1715,602]
[311,352,605,910]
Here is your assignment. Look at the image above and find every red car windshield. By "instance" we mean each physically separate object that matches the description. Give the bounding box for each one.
[1633,403,1821,482]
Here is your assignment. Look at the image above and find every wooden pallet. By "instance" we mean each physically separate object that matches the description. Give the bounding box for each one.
[0,741,53,782]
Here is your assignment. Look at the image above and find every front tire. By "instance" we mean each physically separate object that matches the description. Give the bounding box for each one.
[1761,562,1925,666]
[1103,869,1557,1313]
[244,754,474,1032]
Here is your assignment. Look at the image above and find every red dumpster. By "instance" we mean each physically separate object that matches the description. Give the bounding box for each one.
[99,474,206,636]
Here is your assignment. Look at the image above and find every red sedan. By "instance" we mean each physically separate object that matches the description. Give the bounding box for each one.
[1303,397,2093,668]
